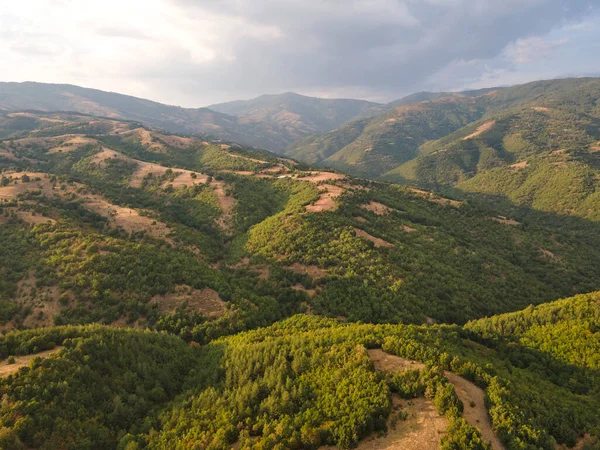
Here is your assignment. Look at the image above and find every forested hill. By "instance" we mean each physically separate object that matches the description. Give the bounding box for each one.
[0,294,598,449]
[1,110,600,449]
[288,77,600,219]
[3,111,600,334]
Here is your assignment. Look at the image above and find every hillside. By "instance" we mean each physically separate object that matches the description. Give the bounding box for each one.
[286,97,485,177]
[1,110,600,448]
[209,92,380,141]
[0,293,598,449]
[288,77,600,206]
[380,79,600,220]
[2,110,600,334]
[0,83,382,151]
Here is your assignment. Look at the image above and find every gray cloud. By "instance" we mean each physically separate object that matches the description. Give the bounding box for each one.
[0,0,598,105]
[151,0,597,103]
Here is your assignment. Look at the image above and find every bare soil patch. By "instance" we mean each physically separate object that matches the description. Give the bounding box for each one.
[492,216,520,226]
[354,228,393,248]
[462,121,495,140]
[445,372,506,450]
[510,161,529,171]
[151,285,227,317]
[306,184,344,212]
[0,347,63,378]
[287,263,329,280]
[362,201,397,215]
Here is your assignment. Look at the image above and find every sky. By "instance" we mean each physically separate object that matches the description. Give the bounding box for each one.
[0,0,599,107]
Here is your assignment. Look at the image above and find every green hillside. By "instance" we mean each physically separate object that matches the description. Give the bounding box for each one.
[1,293,599,449]
[2,110,600,333]
[1,110,600,449]
[287,98,485,178]
[379,81,600,221]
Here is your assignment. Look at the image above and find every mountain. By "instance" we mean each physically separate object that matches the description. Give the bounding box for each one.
[286,96,485,176]
[284,77,600,222]
[1,109,600,448]
[209,91,380,134]
[0,82,383,151]
[381,78,600,221]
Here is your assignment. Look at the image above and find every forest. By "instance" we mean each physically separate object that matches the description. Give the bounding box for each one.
[0,110,599,449]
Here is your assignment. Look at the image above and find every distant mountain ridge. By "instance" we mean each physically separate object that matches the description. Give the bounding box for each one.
[0,82,384,151]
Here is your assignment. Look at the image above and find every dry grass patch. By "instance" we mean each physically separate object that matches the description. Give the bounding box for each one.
[353,228,393,248]
[297,171,346,183]
[462,121,495,140]
[408,188,462,208]
[362,201,397,215]
[0,347,63,378]
[368,349,425,372]
[151,285,227,317]
[212,181,236,232]
[286,263,329,280]
[306,184,344,212]
[510,161,529,171]
[368,349,505,450]
[492,216,520,226]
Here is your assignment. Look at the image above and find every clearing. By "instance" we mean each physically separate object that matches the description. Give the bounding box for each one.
[286,263,329,280]
[462,121,495,140]
[408,188,462,208]
[151,286,227,317]
[361,201,398,216]
[492,216,520,226]
[445,372,506,450]
[353,228,394,248]
[306,184,344,212]
[0,347,63,378]
[510,161,528,171]
[367,349,505,450]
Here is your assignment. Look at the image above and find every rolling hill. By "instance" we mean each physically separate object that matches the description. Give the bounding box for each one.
[0,291,598,449]
[1,109,600,448]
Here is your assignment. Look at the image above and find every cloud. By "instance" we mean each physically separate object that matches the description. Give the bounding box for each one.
[0,0,598,105]
[507,36,569,63]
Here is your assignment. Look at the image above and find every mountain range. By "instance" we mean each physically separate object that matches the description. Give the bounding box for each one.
[1,78,600,449]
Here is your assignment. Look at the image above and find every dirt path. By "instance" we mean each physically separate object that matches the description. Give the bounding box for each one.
[367,349,505,450]
[0,347,63,378]
[444,372,505,450]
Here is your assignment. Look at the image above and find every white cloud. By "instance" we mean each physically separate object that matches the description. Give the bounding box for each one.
[506,36,568,63]
[0,0,597,105]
